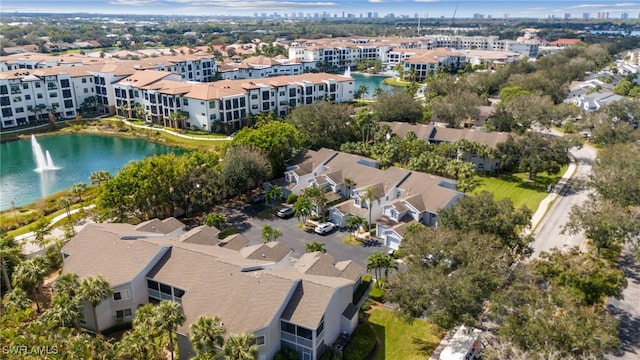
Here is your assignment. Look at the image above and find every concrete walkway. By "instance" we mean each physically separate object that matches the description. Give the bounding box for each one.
[120,119,232,141]
[16,206,95,256]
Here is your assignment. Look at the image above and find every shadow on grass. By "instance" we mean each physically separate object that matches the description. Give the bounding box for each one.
[412,337,442,358]
[368,322,385,360]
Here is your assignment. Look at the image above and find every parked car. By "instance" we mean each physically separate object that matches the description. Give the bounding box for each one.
[276,207,294,218]
[250,193,265,203]
[315,222,336,235]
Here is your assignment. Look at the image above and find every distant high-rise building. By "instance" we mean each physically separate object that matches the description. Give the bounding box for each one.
[582,12,590,20]
[621,12,629,19]
[299,12,303,18]
[564,13,571,20]
[367,12,372,18]
[473,13,484,19]
[254,12,258,17]
[373,12,379,18]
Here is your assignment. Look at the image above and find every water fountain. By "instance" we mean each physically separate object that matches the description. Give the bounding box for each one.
[343,66,351,77]
[31,135,59,172]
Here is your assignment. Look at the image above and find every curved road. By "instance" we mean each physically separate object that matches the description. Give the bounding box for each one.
[530,143,596,257]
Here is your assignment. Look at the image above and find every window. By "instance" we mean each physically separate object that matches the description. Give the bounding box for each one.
[82,78,87,83]
[15,107,24,113]
[255,336,265,346]
[0,85,7,94]
[113,290,130,301]
[84,88,89,94]
[35,82,41,88]
[64,100,73,109]
[37,94,43,99]
[22,83,29,90]
[2,108,13,117]
[0,97,9,106]
[183,98,189,106]
[210,114,217,120]
[115,309,132,319]
[60,79,70,88]
[49,92,58,98]
[209,101,215,109]
[62,89,72,98]
[47,81,57,90]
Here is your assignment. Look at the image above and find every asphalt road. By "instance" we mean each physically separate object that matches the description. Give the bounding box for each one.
[220,201,391,267]
[531,144,597,258]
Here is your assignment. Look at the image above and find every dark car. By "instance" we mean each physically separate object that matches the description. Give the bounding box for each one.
[250,193,265,203]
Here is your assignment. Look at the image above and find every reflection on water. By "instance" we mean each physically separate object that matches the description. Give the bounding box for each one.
[39,170,58,200]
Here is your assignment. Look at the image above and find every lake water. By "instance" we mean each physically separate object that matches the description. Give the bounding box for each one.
[351,72,397,98]
[0,134,185,211]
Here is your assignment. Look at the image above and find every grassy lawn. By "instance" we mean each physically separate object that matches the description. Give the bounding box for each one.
[382,77,410,87]
[257,208,274,219]
[473,167,567,211]
[342,234,362,246]
[367,307,445,360]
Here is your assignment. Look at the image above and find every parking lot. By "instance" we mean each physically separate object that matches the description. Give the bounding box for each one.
[219,201,389,267]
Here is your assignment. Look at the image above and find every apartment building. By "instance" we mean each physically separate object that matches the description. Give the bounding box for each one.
[217,55,315,80]
[112,71,355,131]
[61,218,363,360]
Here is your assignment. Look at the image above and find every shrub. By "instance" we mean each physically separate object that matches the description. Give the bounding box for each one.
[218,228,238,239]
[361,299,373,312]
[286,194,298,204]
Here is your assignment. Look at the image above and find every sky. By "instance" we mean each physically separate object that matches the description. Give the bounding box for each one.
[1,0,639,18]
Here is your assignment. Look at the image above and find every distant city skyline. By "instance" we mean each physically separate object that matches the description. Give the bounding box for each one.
[2,0,640,19]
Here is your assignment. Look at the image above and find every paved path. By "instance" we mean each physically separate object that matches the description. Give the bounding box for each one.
[16,206,94,255]
[121,119,232,141]
[529,143,597,258]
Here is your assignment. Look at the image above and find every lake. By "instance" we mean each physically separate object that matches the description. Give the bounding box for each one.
[351,72,397,98]
[0,134,185,211]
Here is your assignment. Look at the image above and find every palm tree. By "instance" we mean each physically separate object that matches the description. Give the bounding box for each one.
[366,252,395,281]
[4,288,33,311]
[346,216,366,241]
[79,275,113,334]
[261,225,282,243]
[342,178,355,199]
[11,257,49,312]
[72,182,88,202]
[223,333,258,360]
[373,87,384,98]
[203,212,228,229]
[89,170,112,188]
[190,315,226,358]
[354,111,376,144]
[57,197,72,221]
[362,186,382,232]
[357,84,369,100]
[305,242,326,253]
[40,294,82,329]
[0,234,24,294]
[264,186,285,212]
[117,329,160,360]
[69,333,115,360]
[30,103,47,123]
[53,273,80,300]
[155,300,186,360]
[31,217,52,249]
[166,110,189,129]
[294,196,313,224]
[302,186,327,218]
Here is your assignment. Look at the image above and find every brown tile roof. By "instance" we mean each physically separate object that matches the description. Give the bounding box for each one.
[219,234,251,250]
[117,70,174,87]
[280,281,334,329]
[334,200,368,218]
[148,246,296,335]
[240,242,292,262]
[135,217,184,234]
[177,225,220,245]
[61,223,166,287]
[430,127,511,149]
[242,55,280,66]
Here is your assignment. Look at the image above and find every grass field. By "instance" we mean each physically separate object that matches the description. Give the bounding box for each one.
[473,167,567,211]
[367,307,445,360]
[382,77,409,87]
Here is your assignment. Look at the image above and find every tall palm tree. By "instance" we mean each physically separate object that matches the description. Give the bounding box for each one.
[264,186,285,211]
[40,294,82,329]
[89,170,112,188]
[53,273,80,300]
[190,315,226,358]
[72,182,88,202]
[155,300,186,360]
[166,110,189,129]
[223,333,258,360]
[57,197,72,221]
[302,186,327,218]
[346,216,366,241]
[362,186,382,232]
[117,329,160,360]
[11,257,49,312]
[30,217,52,249]
[294,196,313,224]
[0,234,24,295]
[79,275,113,334]
[366,251,395,281]
[4,288,33,311]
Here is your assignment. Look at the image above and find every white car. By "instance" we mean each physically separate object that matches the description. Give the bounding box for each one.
[276,207,294,218]
[314,222,336,235]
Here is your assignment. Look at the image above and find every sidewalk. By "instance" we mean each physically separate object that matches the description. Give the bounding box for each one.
[524,154,577,236]
[121,119,232,141]
[16,206,95,256]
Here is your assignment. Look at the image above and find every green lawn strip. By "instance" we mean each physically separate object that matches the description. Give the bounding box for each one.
[367,307,445,360]
[344,320,377,360]
[473,168,566,211]
[257,208,274,219]
[342,234,362,246]
[382,77,409,87]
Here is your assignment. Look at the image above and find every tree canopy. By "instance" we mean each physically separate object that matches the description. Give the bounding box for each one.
[286,101,356,150]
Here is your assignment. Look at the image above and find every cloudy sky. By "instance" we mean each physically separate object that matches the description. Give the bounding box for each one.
[2,0,639,18]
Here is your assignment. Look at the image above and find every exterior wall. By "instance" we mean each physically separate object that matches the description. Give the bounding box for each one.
[322,286,356,354]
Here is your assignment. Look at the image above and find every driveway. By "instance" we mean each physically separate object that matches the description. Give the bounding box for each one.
[219,202,390,267]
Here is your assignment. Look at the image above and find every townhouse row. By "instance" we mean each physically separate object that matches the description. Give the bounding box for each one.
[0,62,354,130]
[62,218,364,360]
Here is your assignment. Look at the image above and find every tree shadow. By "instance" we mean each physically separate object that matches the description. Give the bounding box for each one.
[412,336,442,358]
[367,322,385,360]
[607,304,640,357]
